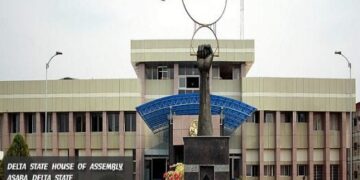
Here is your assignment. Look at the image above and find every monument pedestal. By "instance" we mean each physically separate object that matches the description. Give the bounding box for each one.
[183,136,229,180]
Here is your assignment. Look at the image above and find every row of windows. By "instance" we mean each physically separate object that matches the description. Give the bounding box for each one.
[247,164,339,179]
[247,111,342,131]
[7,112,136,133]
[145,63,241,81]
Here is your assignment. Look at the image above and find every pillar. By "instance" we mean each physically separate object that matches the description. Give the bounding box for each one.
[19,112,25,137]
[292,111,297,179]
[85,112,91,156]
[102,111,108,156]
[259,111,264,179]
[68,112,75,156]
[325,112,330,180]
[241,124,247,177]
[173,63,179,95]
[35,112,42,156]
[308,112,314,180]
[136,63,146,179]
[136,113,144,180]
[2,113,9,151]
[119,111,125,156]
[340,112,347,180]
[275,111,281,179]
[52,112,58,156]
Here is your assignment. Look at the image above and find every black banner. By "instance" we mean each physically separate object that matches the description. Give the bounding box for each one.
[4,156,133,180]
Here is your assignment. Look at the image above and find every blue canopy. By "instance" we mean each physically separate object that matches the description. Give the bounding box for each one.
[136,93,256,134]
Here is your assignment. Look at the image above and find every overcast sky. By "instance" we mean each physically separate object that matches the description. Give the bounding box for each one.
[0,0,359,100]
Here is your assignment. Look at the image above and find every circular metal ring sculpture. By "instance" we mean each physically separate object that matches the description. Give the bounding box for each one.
[182,0,227,57]
[190,25,219,56]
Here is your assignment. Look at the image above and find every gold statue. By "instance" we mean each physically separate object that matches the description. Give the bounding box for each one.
[189,119,198,137]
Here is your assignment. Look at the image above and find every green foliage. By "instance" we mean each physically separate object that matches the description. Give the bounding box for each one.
[5,134,29,157]
[0,134,29,180]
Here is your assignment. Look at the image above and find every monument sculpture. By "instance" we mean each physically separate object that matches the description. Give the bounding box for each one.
[182,1,230,179]
[196,44,214,136]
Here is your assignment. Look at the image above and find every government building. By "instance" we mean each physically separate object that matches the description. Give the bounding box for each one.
[0,40,356,180]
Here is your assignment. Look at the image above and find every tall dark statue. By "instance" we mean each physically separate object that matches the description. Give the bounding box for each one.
[197,44,214,136]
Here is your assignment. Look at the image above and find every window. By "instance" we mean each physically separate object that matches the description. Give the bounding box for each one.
[330,113,340,130]
[145,64,174,79]
[9,113,20,133]
[264,111,275,123]
[178,64,200,94]
[246,165,259,176]
[25,113,36,133]
[125,112,136,132]
[354,142,358,150]
[57,113,69,132]
[280,112,292,123]
[157,66,168,79]
[41,113,52,133]
[212,64,241,80]
[314,165,323,180]
[330,165,339,180]
[75,113,85,132]
[297,112,308,123]
[264,165,275,176]
[298,164,308,176]
[314,113,324,131]
[107,112,119,132]
[91,112,102,132]
[280,165,291,176]
[247,111,259,123]
[178,76,200,94]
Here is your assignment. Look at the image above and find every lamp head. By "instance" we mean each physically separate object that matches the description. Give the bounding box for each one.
[56,51,63,55]
[334,51,342,55]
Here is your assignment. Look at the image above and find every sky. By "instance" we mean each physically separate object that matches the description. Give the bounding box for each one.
[0,0,359,100]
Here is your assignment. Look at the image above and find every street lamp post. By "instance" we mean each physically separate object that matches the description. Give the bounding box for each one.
[335,50,352,180]
[45,51,62,155]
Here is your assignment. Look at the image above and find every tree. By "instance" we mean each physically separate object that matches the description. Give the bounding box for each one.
[0,134,29,180]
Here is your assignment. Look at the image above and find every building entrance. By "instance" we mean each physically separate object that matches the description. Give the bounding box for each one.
[229,154,241,179]
[145,156,168,180]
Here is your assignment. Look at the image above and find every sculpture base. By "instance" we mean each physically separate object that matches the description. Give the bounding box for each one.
[183,136,229,180]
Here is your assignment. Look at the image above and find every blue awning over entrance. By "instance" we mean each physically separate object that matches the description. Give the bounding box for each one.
[136,93,256,134]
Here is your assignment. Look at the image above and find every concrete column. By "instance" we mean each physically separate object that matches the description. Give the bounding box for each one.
[85,112,91,156]
[139,63,146,103]
[68,112,75,156]
[35,112,42,156]
[275,111,281,179]
[292,111,297,179]
[259,111,264,179]
[52,112,58,156]
[173,63,179,95]
[340,112,347,180]
[241,124,247,177]
[19,112,25,137]
[119,111,125,156]
[308,112,314,180]
[136,63,146,179]
[324,112,330,180]
[102,112,108,156]
[2,113,9,151]
[136,113,144,180]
